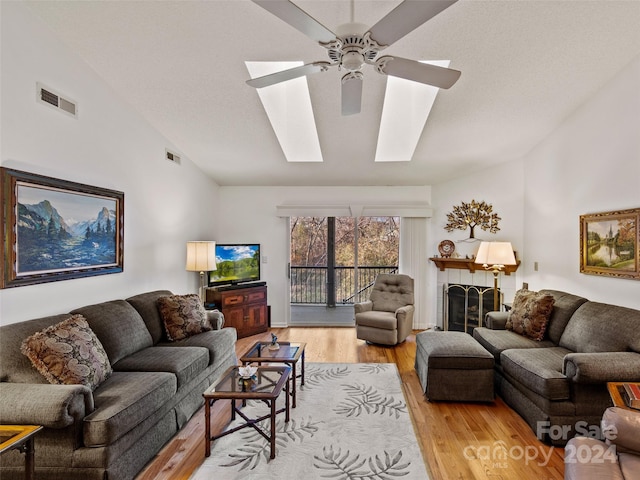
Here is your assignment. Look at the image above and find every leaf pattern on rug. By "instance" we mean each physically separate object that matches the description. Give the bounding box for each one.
[304,365,351,387]
[193,364,429,479]
[313,445,411,479]
[219,416,321,470]
[358,364,392,375]
[334,384,407,419]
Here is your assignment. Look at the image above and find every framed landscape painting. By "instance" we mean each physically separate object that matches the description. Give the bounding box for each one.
[580,208,639,280]
[1,167,124,288]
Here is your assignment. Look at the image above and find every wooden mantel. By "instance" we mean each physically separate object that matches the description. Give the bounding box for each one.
[429,257,520,275]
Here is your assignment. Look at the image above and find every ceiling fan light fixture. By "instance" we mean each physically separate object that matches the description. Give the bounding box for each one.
[342,51,365,71]
[248,0,461,117]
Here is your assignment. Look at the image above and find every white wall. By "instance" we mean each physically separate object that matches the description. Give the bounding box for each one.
[0,3,219,325]
[3,1,638,329]
[431,53,640,315]
[522,54,640,308]
[431,159,525,327]
[216,186,432,327]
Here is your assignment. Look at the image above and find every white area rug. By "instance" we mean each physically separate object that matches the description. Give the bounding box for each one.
[191,363,430,480]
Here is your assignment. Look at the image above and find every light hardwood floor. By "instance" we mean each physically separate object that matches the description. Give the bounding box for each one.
[136,328,565,480]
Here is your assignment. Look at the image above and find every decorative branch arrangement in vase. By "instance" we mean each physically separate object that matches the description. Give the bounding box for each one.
[444,200,501,239]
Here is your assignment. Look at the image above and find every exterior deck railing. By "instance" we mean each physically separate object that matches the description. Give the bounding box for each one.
[290,266,398,304]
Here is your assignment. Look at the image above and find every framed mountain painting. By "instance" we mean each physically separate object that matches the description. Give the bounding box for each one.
[1,167,124,288]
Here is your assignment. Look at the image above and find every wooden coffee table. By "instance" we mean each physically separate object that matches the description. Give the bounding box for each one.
[203,365,290,459]
[0,425,43,480]
[240,341,305,408]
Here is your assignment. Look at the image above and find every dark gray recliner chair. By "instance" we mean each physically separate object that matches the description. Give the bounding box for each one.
[354,274,414,345]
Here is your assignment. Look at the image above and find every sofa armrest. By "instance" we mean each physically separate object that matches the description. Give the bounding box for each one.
[207,309,225,330]
[0,383,93,428]
[354,301,373,314]
[484,311,509,330]
[602,407,640,455]
[564,436,623,480]
[563,352,640,384]
[395,305,415,322]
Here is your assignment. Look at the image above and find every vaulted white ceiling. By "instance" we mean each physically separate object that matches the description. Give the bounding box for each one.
[25,0,640,186]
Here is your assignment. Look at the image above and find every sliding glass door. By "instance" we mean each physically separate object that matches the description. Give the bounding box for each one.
[289,216,399,325]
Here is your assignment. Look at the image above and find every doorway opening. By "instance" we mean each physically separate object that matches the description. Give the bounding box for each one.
[289,216,399,326]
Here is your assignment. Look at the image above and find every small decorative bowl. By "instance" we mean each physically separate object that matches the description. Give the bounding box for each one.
[238,365,257,379]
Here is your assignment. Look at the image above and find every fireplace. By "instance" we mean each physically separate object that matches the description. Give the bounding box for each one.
[445,284,499,334]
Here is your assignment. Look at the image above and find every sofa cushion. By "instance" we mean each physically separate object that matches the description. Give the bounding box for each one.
[506,289,555,341]
[72,300,153,364]
[354,310,398,330]
[21,315,112,391]
[83,371,176,447]
[539,290,589,344]
[157,327,238,367]
[0,314,71,384]
[559,302,640,353]
[157,294,212,341]
[126,290,174,344]
[113,346,209,388]
[501,347,572,400]
[473,327,555,364]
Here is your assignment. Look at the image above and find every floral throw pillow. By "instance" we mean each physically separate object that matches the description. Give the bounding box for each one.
[21,315,112,390]
[157,294,212,341]
[506,289,555,341]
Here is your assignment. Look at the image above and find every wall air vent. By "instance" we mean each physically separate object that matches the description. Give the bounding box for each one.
[165,149,181,165]
[36,83,77,118]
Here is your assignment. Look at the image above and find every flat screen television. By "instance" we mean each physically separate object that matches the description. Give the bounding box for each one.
[208,244,260,287]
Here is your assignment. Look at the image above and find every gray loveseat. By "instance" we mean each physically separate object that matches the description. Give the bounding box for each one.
[472,290,640,445]
[0,290,237,480]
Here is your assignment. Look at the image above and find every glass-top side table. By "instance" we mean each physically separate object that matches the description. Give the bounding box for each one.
[0,425,43,480]
[240,341,306,408]
[203,365,290,460]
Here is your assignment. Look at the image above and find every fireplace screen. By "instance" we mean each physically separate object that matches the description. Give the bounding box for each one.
[445,284,499,334]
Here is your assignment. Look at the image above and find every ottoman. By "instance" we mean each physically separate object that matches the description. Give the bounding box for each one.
[415,331,494,402]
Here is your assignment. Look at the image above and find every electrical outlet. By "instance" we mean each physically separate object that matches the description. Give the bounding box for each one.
[534,262,539,271]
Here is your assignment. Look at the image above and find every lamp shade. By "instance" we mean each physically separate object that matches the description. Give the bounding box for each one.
[186,241,217,272]
[474,241,516,267]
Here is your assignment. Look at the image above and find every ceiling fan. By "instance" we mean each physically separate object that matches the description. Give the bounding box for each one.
[246,0,461,115]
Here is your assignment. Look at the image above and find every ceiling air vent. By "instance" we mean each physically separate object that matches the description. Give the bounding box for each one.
[37,83,77,118]
[165,149,181,165]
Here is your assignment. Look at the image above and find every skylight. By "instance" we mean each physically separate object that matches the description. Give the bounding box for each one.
[375,61,450,162]
[245,61,323,162]
[245,60,449,164]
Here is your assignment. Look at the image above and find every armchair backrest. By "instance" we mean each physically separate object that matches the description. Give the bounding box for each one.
[369,274,414,313]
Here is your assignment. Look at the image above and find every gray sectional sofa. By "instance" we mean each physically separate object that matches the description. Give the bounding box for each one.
[472,289,640,445]
[0,290,237,480]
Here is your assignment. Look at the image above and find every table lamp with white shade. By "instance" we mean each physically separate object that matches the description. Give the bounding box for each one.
[474,241,517,312]
[186,241,217,303]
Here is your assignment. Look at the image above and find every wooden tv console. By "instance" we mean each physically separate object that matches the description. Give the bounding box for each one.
[206,284,268,338]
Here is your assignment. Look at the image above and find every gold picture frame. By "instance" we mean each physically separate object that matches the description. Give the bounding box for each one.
[1,167,124,288]
[580,208,639,280]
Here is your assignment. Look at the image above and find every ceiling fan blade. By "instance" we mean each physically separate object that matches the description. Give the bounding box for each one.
[341,72,363,116]
[252,0,337,44]
[368,0,458,47]
[377,56,461,89]
[247,62,331,88]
